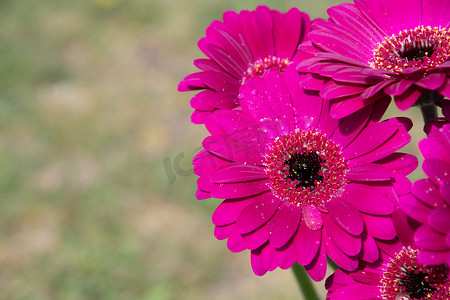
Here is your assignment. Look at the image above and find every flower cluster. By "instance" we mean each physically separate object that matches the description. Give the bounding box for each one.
[179,1,450,299]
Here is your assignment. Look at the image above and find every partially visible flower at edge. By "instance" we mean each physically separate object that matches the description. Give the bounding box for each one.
[399,122,450,268]
[325,209,450,299]
[193,65,417,280]
[178,5,311,124]
[297,0,450,119]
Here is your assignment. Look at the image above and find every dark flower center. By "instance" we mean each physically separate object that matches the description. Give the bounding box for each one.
[402,270,436,299]
[399,47,435,62]
[285,152,324,189]
[264,130,347,206]
[380,247,450,300]
[372,26,450,73]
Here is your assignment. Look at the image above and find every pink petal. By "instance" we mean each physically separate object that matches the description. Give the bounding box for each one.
[420,0,450,28]
[329,94,378,119]
[211,179,270,199]
[441,183,450,205]
[299,73,326,91]
[190,90,215,110]
[323,214,362,256]
[241,6,274,60]
[419,135,450,161]
[399,193,432,223]
[416,249,449,266]
[240,71,293,132]
[211,163,267,183]
[437,78,450,98]
[346,163,394,182]
[304,234,327,282]
[262,244,279,272]
[208,92,239,109]
[348,126,411,167]
[214,223,234,240]
[359,233,379,263]
[178,72,207,91]
[191,110,212,124]
[250,244,268,276]
[428,207,450,234]
[415,72,447,90]
[350,268,383,286]
[362,214,397,240]
[391,209,418,248]
[374,153,418,176]
[329,282,381,300]
[361,80,392,99]
[341,184,394,215]
[355,0,421,35]
[275,241,297,270]
[212,198,252,226]
[330,103,372,150]
[196,189,211,200]
[308,28,370,62]
[243,220,271,250]
[227,227,248,253]
[274,8,309,59]
[202,135,264,165]
[342,119,399,159]
[286,72,322,130]
[331,69,383,84]
[422,158,450,186]
[324,229,359,271]
[321,82,367,100]
[326,268,355,291]
[415,225,448,251]
[201,43,245,79]
[296,219,322,265]
[326,198,364,236]
[383,79,415,96]
[394,86,422,111]
[237,193,281,234]
[412,179,444,208]
[269,204,301,248]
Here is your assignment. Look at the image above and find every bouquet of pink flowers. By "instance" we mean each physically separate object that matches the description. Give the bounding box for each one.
[179,1,450,299]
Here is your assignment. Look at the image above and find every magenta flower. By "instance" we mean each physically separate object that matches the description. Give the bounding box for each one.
[297,0,450,118]
[194,65,417,279]
[399,123,450,267]
[325,212,450,299]
[178,5,311,124]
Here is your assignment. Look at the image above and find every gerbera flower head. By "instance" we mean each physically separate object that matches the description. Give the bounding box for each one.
[399,122,450,267]
[326,226,450,299]
[178,5,311,124]
[193,65,417,280]
[297,0,450,118]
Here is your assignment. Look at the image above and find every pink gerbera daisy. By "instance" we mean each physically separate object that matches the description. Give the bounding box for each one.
[399,123,450,267]
[178,5,311,124]
[297,0,450,119]
[194,65,417,279]
[325,211,450,299]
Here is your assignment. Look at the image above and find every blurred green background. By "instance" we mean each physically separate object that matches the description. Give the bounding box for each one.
[0,0,425,299]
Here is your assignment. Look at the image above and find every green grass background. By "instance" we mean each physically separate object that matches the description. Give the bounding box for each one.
[0,0,425,299]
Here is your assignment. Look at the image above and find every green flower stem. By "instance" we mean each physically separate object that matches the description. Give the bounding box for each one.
[417,89,443,125]
[292,263,320,300]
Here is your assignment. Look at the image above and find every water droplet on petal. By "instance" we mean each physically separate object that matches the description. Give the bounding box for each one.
[251,89,258,96]
[302,205,322,230]
[237,93,244,100]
